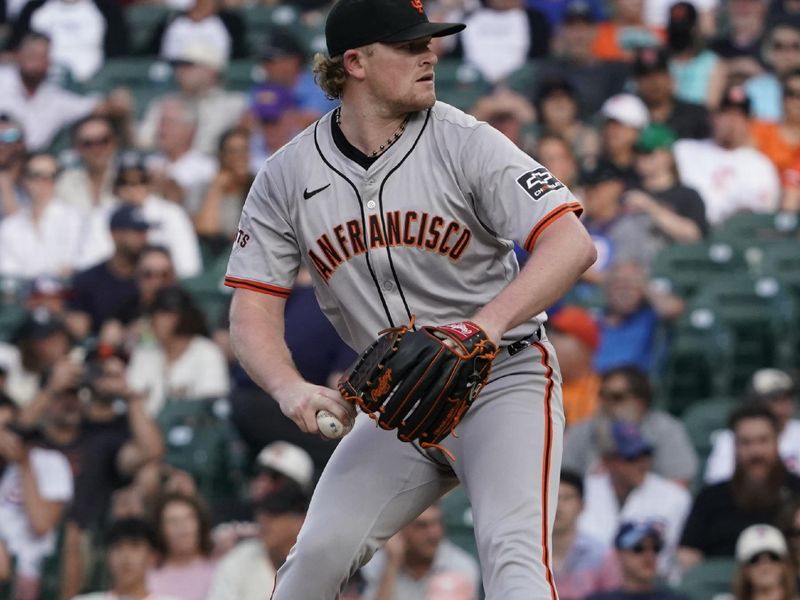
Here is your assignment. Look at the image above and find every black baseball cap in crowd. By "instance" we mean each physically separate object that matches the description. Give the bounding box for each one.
[325,0,465,57]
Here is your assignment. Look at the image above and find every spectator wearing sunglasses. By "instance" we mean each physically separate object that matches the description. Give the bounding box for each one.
[0,114,26,221]
[751,70,800,183]
[745,25,800,122]
[564,366,698,484]
[578,420,691,576]
[730,525,798,600]
[586,521,689,600]
[0,152,89,279]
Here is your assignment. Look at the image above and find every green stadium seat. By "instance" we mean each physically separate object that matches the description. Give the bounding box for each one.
[676,558,736,600]
[223,60,264,92]
[654,313,735,415]
[180,252,232,328]
[649,241,746,298]
[503,61,540,96]
[433,60,492,112]
[441,486,478,560]
[125,5,173,55]
[85,58,176,119]
[242,5,304,55]
[681,397,735,490]
[0,277,29,342]
[712,211,800,246]
[689,274,798,388]
[757,239,800,293]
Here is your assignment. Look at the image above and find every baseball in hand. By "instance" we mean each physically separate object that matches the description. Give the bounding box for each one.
[316,410,353,439]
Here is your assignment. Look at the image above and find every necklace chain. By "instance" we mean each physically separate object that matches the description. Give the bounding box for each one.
[335,108,410,157]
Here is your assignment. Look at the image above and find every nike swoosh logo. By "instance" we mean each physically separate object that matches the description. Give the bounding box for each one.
[303,184,330,200]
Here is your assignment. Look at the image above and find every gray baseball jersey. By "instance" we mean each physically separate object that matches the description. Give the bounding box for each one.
[225,101,582,350]
[227,101,580,600]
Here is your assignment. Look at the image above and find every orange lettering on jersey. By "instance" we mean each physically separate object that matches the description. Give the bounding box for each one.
[410,0,424,13]
[333,224,351,260]
[425,216,444,249]
[439,222,460,254]
[386,211,402,246]
[416,213,429,248]
[403,211,418,245]
[308,249,334,281]
[448,229,472,260]
[318,234,343,267]
[346,219,367,255]
[368,214,387,249]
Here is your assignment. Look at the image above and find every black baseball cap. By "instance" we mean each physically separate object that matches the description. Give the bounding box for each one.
[110,204,151,231]
[719,85,751,115]
[633,46,669,76]
[259,28,306,61]
[325,0,465,57]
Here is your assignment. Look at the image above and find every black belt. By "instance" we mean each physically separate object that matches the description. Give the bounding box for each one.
[502,325,543,357]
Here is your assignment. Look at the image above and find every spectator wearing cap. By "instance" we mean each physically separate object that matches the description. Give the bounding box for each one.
[0,152,90,279]
[528,0,606,28]
[73,519,179,600]
[65,204,149,338]
[139,42,247,158]
[744,25,800,122]
[729,524,798,600]
[258,27,338,121]
[590,0,664,62]
[195,127,254,252]
[633,46,711,139]
[248,83,301,172]
[587,521,689,600]
[709,0,769,60]
[626,124,708,247]
[664,2,726,108]
[207,485,309,600]
[5,0,128,82]
[127,285,229,415]
[359,502,480,600]
[0,34,104,151]
[0,115,27,221]
[144,95,219,213]
[111,157,202,278]
[751,69,800,179]
[599,93,650,188]
[154,0,247,64]
[449,0,551,83]
[564,366,698,483]
[678,405,800,572]
[548,306,602,425]
[577,420,691,575]
[537,2,630,118]
[674,86,780,226]
[56,115,120,213]
[533,79,601,167]
[553,470,621,599]
[0,397,72,600]
[24,276,68,319]
[705,369,800,484]
[251,441,315,502]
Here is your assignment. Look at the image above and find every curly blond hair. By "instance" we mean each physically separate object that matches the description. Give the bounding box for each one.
[312,53,348,100]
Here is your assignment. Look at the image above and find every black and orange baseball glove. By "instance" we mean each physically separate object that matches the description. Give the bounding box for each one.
[338,317,497,458]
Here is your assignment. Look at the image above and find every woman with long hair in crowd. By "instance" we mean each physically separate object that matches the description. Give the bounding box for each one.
[732,524,799,600]
[148,493,216,600]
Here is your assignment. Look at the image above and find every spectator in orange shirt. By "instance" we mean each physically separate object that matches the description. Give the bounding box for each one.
[591,0,664,62]
[549,305,602,425]
[751,70,800,176]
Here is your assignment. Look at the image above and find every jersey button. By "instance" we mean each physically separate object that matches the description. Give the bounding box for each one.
[367,200,376,209]
[382,280,394,292]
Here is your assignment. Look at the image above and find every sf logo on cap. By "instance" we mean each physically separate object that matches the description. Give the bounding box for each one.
[410,0,424,13]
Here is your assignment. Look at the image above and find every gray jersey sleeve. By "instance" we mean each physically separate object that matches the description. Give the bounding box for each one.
[224,166,299,298]
[460,123,583,252]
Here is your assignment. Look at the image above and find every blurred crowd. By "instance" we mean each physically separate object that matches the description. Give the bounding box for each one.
[0,0,798,596]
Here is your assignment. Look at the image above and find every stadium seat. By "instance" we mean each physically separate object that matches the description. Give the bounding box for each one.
[681,397,735,490]
[758,239,800,295]
[242,5,305,55]
[688,274,798,388]
[223,60,265,92]
[0,277,29,342]
[503,61,540,96]
[675,557,736,600]
[653,312,735,415]
[712,211,800,246]
[433,60,492,112]
[440,487,479,560]
[180,251,232,328]
[648,240,746,299]
[125,5,173,55]
[85,59,175,118]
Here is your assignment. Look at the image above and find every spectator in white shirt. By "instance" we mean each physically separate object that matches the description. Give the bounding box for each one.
[0,33,100,151]
[72,518,179,600]
[674,86,781,226]
[127,286,229,415]
[706,369,800,484]
[578,420,692,575]
[110,157,202,278]
[0,397,73,600]
[0,152,89,279]
[144,95,217,214]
